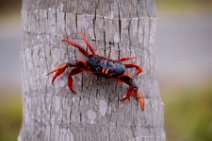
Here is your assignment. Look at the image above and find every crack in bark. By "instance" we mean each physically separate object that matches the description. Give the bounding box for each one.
[75,0,80,31]
[117,2,122,42]
[145,0,150,18]
[43,36,49,121]
[107,40,112,59]
[103,26,106,56]
[64,11,67,37]
[93,0,98,42]
[127,0,132,58]
[128,19,132,57]
[30,49,36,89]
[79,72,84,123]
[49,91,53,141]
[95,76,100,101]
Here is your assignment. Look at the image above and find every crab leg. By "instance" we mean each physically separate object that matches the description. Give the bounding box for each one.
[120,87,134,101]
[124,64,143,76]
[117,57,136,62]
[68,67,88,94]
[81,32,96,55]
[62,38,89,57]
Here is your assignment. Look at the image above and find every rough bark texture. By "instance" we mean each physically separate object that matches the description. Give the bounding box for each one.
[19,0,165,141]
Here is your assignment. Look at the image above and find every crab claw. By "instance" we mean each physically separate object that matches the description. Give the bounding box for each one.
[47,63,68,75]
[51,69,65,84]
[135,91,144,111]
[48,63,68,84]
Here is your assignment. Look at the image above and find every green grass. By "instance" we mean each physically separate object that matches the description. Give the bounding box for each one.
[0,95,22,141]
[163,82,212,141]
[157,0,212,15]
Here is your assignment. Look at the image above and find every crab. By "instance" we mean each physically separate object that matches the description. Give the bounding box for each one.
[48,33,144,111]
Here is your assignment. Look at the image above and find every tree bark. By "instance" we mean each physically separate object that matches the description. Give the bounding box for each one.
[19,0,165,141]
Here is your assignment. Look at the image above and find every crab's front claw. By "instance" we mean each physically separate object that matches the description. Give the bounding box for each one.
[48,63,68,84]
[120,87,144,111]
[116,74,144,111]
[47,63,68,75]
[135,91,144,111]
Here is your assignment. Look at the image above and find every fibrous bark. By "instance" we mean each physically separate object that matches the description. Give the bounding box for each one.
[19,0,165,141]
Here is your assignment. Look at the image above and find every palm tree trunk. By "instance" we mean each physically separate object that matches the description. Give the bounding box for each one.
[19,0,165,141]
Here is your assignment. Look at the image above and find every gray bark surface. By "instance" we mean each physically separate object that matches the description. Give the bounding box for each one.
[19,0,165,141]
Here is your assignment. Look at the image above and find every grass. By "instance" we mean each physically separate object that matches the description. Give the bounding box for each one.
[157,0,212,15]
[163,82,212,141]
[0,94,22,141]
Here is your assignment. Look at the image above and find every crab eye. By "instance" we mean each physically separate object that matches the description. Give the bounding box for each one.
[96,67,102,72]
[98,67,102,70]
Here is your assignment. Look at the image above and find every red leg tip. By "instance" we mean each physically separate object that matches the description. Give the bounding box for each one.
[135,91,144,111]
[68,74,77,95]
[120,87,134,102]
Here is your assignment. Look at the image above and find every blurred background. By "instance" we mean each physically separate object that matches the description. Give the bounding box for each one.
[0,0,212,141]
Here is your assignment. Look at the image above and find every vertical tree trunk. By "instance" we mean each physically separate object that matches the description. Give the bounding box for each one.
[19,0,165,141]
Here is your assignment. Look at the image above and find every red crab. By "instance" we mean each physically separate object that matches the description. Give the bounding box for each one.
[48,33,144,111]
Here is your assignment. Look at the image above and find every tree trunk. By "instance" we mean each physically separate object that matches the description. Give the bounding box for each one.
[19,0,165,141]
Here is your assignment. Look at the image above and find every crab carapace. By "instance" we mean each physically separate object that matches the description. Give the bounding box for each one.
[48,33,144,111]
